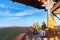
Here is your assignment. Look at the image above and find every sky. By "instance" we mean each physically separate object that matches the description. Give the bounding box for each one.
[0,0,60,27]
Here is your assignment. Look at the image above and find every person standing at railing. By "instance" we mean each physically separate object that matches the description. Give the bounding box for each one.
[41,22,46,37]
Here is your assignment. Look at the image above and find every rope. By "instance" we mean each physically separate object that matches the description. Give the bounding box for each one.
[51,13,57,25]
[53,13,60,21]
[54,17,57,25]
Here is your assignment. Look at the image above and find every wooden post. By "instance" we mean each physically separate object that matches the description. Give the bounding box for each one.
[26,34,29,40]
[47,0,55,40]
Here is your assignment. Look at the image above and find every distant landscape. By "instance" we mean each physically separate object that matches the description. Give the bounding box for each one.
[0,26,27,40]
[0,25,60,40]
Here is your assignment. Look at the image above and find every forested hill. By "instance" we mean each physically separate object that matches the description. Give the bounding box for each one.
[0,27,27,40]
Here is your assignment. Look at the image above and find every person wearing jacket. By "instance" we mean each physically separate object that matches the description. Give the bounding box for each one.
[41,22,46,37]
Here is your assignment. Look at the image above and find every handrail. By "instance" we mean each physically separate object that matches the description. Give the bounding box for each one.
[14,31,28,40]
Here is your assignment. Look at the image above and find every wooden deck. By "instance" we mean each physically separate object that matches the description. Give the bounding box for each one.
[14,29,60,40]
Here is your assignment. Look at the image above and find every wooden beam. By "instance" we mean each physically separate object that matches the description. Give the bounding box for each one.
[54,10,60,14]
[11,0,45,9]
[51,2,60,13]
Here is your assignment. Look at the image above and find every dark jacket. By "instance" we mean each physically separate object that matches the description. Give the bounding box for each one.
[41,24,46,30]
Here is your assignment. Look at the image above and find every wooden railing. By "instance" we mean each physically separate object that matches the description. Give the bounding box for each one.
[14,31,28,40]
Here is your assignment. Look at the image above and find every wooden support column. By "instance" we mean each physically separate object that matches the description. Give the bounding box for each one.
[47,0,55,40]
[46,0,59,40]
[47,9,55,40]
[26,34,29,40]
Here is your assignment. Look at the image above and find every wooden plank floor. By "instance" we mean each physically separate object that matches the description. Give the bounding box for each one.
[28,30,60,40]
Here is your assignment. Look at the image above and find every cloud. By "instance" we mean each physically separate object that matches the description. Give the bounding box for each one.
[0,3,25,10]
[0,4,5,8]
[0,3,44,17]
[0,9,44,20]
[15,9,42,16]
[0,9,44,17]
[5,17,20,19]
[0,3,44,20]
[0,17,20,20]
[0,10,10,16]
